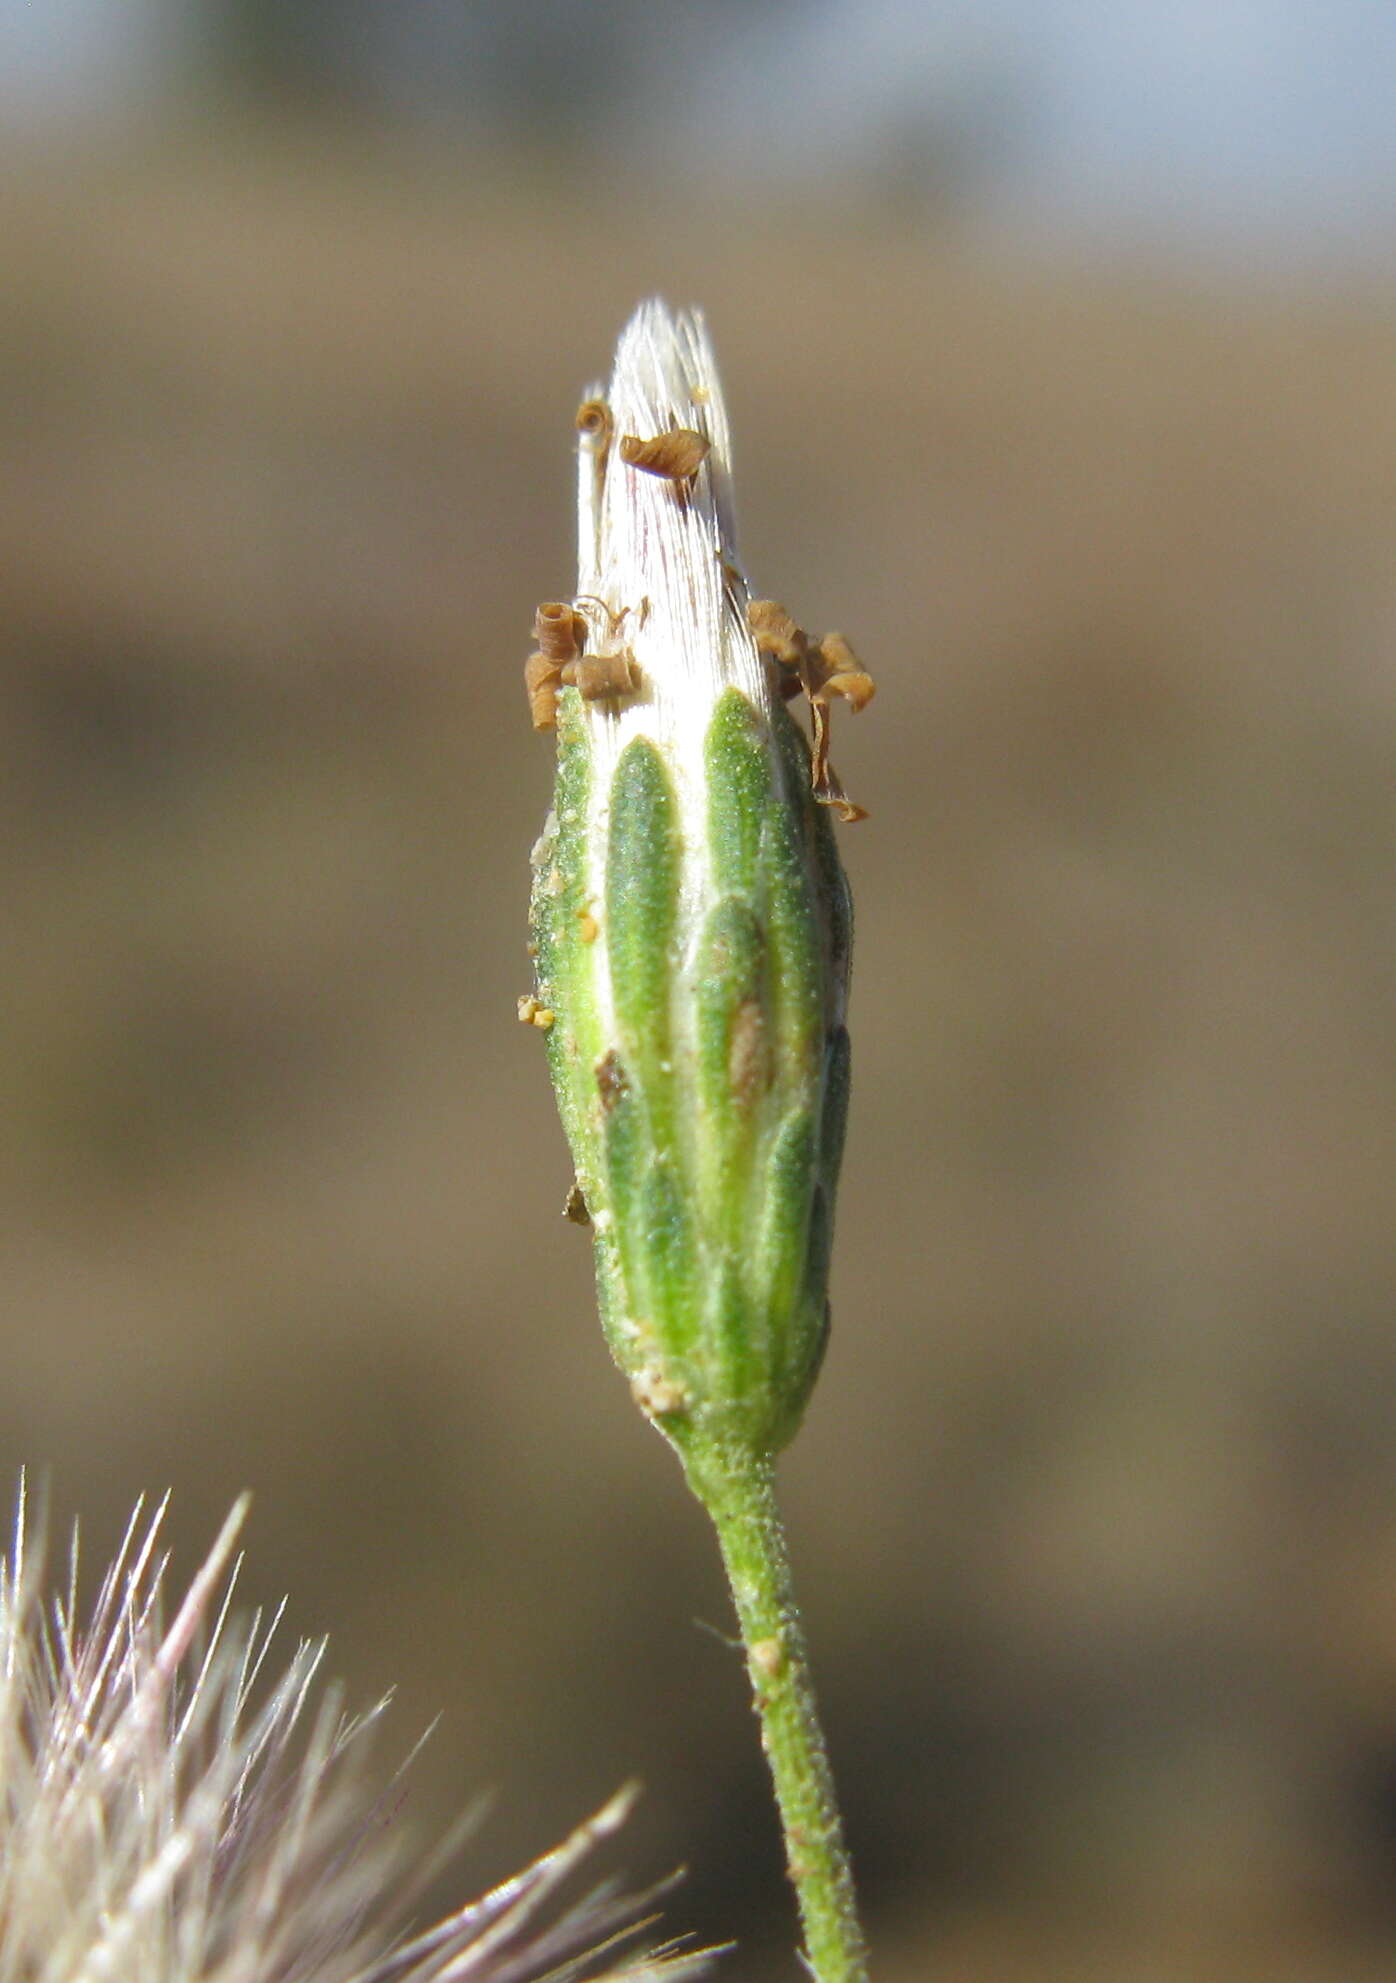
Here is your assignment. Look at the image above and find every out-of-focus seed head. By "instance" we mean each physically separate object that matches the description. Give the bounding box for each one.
[529,300,856,1462]
[0,1480,712,1983]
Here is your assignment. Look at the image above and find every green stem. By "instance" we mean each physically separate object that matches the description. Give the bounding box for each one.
[685,1441,870,1982]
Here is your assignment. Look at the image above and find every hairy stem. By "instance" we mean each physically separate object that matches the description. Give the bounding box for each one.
[685,1442,869,1983]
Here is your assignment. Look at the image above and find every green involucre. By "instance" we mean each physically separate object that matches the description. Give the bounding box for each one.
[532,687,852,1457]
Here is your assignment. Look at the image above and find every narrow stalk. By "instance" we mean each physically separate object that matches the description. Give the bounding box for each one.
[686,1442,869,1983]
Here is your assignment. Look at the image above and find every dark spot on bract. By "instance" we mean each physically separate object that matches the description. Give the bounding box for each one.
[596,1049,629,1114]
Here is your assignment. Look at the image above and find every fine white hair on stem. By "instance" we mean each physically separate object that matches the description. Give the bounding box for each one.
[0,1479,714,1983]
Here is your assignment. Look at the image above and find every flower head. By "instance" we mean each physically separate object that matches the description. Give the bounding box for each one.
[0,1480,711,1983]
[529,301,856,1461]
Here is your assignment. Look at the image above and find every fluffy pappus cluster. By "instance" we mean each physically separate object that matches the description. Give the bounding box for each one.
[0,1481,711,1983]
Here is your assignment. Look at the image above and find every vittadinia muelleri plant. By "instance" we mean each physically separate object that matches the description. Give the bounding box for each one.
[525,301,874,1982]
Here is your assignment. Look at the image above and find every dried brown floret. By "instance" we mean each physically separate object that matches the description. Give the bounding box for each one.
[746,598,807,671]
[525,651,562,730]
[811,632,876,712]
[533,601,587,664]
[808,697,868,824]
[561,650,638,701]
[619,429,711,482]
[575,396,614,449]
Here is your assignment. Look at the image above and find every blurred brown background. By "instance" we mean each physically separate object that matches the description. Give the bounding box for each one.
[4,8,1396,1977]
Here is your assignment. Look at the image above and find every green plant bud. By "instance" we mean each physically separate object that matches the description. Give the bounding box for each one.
[528,301,856,1461]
